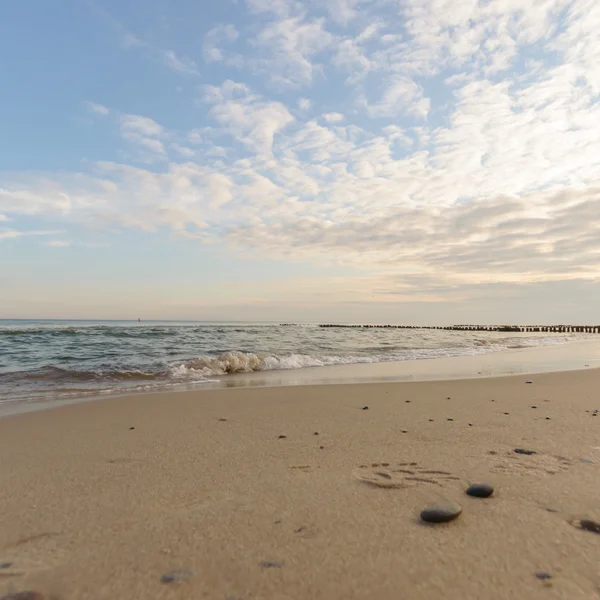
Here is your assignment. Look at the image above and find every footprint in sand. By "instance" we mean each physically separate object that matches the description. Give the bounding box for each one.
[491,451,572,476]
[0,533,68,578]
[353,462,460,488]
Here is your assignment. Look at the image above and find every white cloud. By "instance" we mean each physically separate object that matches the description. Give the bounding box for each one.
[298,98,312,110]
[0,229,63,241]
[252,16,333,87]
[203,24,239,63]
[364,77,430,119]
[163,50,199,76]
[86,101,110,116]
[46,240,71,247]
[322,112,344,123]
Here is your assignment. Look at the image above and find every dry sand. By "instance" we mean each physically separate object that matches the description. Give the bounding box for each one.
[1,369,600,599]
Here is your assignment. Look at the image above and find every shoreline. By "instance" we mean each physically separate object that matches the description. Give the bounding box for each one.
[2,337,600,418]
[2,368,600,599]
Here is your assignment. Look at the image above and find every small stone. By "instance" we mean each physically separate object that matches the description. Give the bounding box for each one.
[535,571,552,580]
[0,593,47,600]
[260,561,283,569]
[514,448,536,455]
[278,435,287,439]
[580,458,594,464]
[401,429,408,433]
[593,413,597,417]
[362,405,369,410]
[574,519,600,534]
[468,423,473,426]
[428,419,434,422]
[447,418,454,421]
[531,405,537,409]
[526,381,533,384]
[129,426,135,430]
[504,412,510,415]
[545,417,551,420]
[313,432,319,435]
[405,400,411,403]
[273,520,281,524]
[219,418,228,422]
[160,569,193,584]
[0,562,13,569]
[466,483,494,498]
[295,526,306,533]
[446,397,451,400]
[420,502,462,523]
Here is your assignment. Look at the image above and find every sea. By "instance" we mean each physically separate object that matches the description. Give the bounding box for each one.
[0,319,582,409]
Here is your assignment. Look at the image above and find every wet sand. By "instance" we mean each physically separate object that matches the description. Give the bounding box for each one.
[1,369,600,599]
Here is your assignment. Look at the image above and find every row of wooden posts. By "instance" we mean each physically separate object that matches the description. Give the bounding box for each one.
[280,324,600,333]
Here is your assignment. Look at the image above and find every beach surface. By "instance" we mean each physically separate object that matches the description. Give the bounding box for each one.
[2,369,600,599]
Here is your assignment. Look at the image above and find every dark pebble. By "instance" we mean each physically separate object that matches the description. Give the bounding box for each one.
[468,423,473,426]
[531,405,537,409]
[313,431,319,435]
[261,561,283,569]
[420,502,462,523]
[545,417,551,420]
[129,427,135,430]
[466,483,494,498]
[514,448,536,455]
[401,429,408,433]
[428,419,434,422]
[0,593,48,600]
[278,435,287,439]
[273,520,281,524]
[405,400,411,403]
[447,418,454,421]
[593,413,597,417]
[504,412,509,415]
[446,397,451,400]
[575,519,600,534]
[160,569,193,584]
[0,562,13,569]
[535,571,552,580]
[219,418,228,422]
[319,445,325,449]
[362,405,369,410]
[526,381,533,384]
[295,526,306,533]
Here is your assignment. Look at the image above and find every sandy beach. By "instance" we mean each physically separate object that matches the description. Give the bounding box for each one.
[2,368,600,600]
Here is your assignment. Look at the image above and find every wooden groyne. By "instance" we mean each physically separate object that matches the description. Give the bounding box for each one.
[280,324,600,333]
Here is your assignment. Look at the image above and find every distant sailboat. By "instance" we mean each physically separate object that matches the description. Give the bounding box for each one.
[138,318,141,322]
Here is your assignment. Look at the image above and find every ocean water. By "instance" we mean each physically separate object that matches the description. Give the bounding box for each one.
[0,319,580,407]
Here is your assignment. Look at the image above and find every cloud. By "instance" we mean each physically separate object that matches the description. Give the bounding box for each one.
[46,240,71,247]
[322,112,344,123]
[86,101,110,116]
[119,114,166,160]
[203,24,239,63]
[162,50,199,76]
[364,77,430,119]
[0,229,63,241]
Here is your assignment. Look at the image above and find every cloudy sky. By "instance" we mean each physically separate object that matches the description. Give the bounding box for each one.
[1,0,600,322]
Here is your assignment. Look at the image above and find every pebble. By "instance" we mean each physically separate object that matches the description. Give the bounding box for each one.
[466,483,494,498]
[420,502,462,523]
[574,519,600,534]
[0,562,13,569]
[447,418,454,422]
[129,426,135,430]
[0,593,47,600]
[313,432,319,435]
[514,448,536,455]
[260,561,283,569]
[503,412,510,415]
[219,418,228,422]
[160,569,193,584]
[468,423,473,427]
[535,571,552,580]
[531,405,537,409]
[405,400,411,403]
[580,458,594,464]
[319,445,325,449]
[446,397,451,400]
[428,419,434,422]
[278,435,287,439]
[401,429,408,433]
[526,380,533,384]
[545,417,551,420]
[362,405,369,410]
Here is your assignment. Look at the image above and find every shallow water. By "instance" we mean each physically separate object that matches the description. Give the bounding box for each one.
[0,319,583,408]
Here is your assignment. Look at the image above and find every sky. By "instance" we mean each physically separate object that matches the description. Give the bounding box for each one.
[1,0,600,323]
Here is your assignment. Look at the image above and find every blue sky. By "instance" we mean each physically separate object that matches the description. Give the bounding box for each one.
[1,0,600,322]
